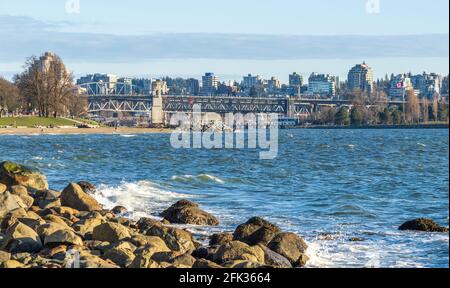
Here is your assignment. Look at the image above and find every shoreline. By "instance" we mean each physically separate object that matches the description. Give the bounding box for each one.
[0,127,174,135]
[1,123,448,135]
[296,124,449,130]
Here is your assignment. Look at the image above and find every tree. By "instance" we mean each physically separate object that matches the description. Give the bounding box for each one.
[0,77,22,117]
[350,106,365,125]
[405,90,420,123]
[432,95,439,122]
[14,53,76,117]
[313,107,336,125]
[438,98,449,122]
[391,109,403,125]
[421,97,429,123]
[67,93,88,117]
[379,107,391,124]
[335,107,350,126]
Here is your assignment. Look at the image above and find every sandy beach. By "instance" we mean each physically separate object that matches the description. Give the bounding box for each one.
[0,127,173,135]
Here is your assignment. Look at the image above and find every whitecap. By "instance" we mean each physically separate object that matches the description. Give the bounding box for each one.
[92,180,193,220]
[171,174,225,184]
[120,134,137,138]
[417,142,427,147]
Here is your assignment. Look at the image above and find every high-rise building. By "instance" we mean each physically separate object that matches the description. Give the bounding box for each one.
[267,77,282,93]
[388,74,416,100]
[242,74,263,89]
[36,52,60,73]
[348,62,374,93]
[307,73,337,97]
[200,73,219,96]
[76,73,118,95]
[289,72,304,88]
[186,78,200,95]
[410,72,442,99]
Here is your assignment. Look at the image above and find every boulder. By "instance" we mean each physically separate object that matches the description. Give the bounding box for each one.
[35,189,61,209]
[0,192,28,220]
[267,232,308,266]
[36,223,70,240]
[92,222,131,243]
[233,217,282,246]
[128,246,166,268]
[0,259,24,268]
[160,200,219,226]
[44,229,83,247]
[0,161,48,191]
[103,246,136,267]
[136,217,160,232]
[1,207,28,231]
[0,250,11,262]
[209,233,233,246]
[53,206,81,219]
[0,183,6,194]
[77,251,120,268]
[9,185,29,197]
[129,234,168,249]
[146,225,196,254]
[39,199,61,210]
[261,246,292,268]
[224,260,264,268]
[111,206,127,215]
[1,222,43,253]
[399,218,449,233]
[151,252,196,267]
[212,241,265,264]
[77,181,96,194]
[17,194,34,209]
[18,216,46,230]
[61,183,102,212]
[44,214,72,228]
[192,259,223,268]
[73,215,104,236]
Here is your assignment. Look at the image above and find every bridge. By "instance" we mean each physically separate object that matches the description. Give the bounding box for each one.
[79,82,406,120]
[79,82,153,115]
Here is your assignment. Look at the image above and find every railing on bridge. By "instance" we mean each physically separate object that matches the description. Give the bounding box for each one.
[77,82,153,114]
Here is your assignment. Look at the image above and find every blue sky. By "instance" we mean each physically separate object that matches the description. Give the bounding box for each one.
[0,0,448,81]
[1,0,448,35]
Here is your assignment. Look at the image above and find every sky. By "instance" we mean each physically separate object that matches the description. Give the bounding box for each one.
[0,0,449,82]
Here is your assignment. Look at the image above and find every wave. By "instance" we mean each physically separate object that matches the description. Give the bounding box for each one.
[119,134,137,138]
[171,174,225,185]
[92,180,193,220]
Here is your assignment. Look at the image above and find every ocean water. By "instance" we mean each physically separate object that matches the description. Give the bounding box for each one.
[1,129,448,268]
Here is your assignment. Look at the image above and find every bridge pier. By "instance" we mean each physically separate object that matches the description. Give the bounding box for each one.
[151,90,164,126]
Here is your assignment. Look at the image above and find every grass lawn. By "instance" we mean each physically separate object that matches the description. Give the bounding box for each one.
[0,117,78,128]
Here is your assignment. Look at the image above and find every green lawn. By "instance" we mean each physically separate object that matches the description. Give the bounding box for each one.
[0,117,78,128]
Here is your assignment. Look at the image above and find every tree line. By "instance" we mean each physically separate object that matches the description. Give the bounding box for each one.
[309,89,448,126]
[0,53,86,118]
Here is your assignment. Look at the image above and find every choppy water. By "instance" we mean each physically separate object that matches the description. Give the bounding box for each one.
[1,129,448,268]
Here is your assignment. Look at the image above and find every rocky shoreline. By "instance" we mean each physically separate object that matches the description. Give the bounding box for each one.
[0,161,448,269]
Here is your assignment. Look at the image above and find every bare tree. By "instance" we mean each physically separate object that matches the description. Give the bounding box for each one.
[432,95,439,122]
[0,77,22,117]
[405,90,420,123]
[421,97,429,123]
[14,53,77,117]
